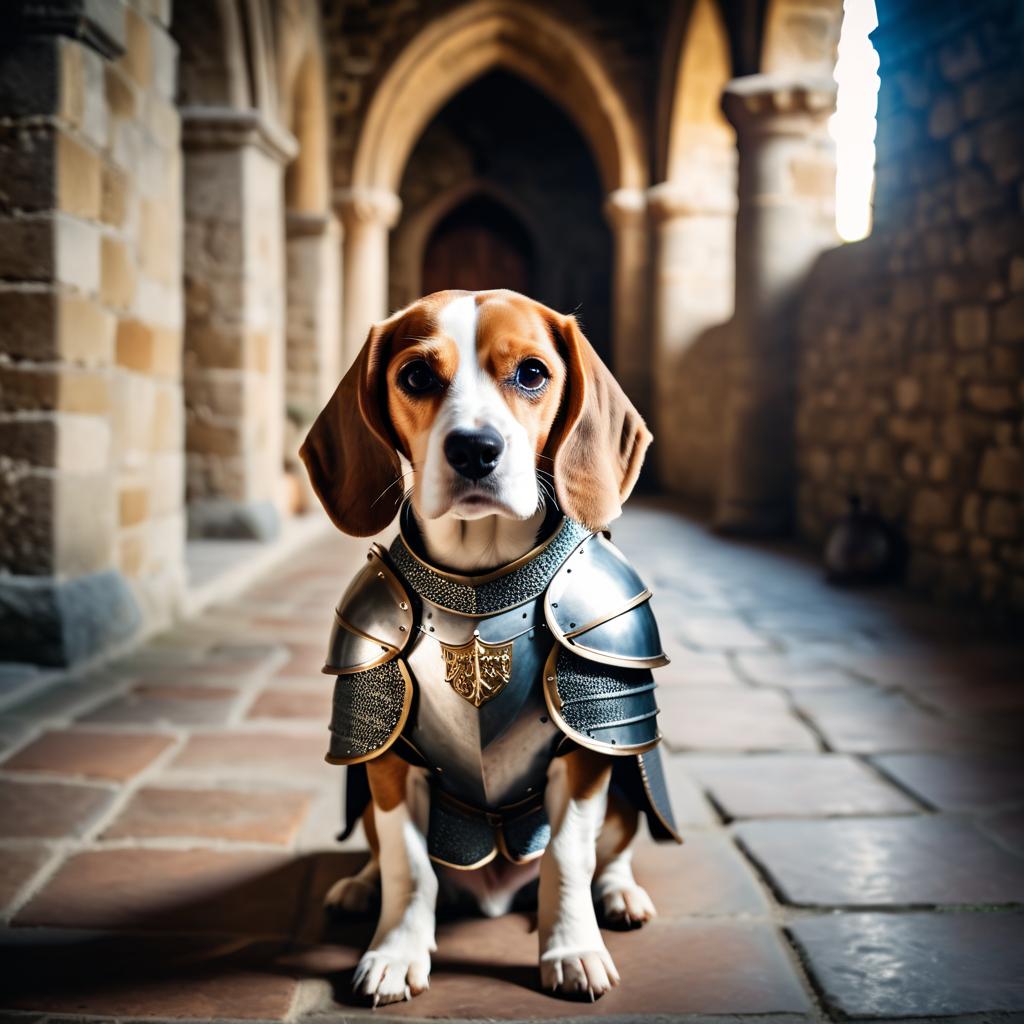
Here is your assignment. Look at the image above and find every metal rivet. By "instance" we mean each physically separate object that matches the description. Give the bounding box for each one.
[429,626,435,632]
[399,602,408,610]
[552,603,558,609]
[399,625,406,632]
[539,716,547,725]
[569,622,576,628]
[377,571,385,579]
[473,629,480,637]
[522,612,527,619]
[566,569,572,574]
[546,675,554,682]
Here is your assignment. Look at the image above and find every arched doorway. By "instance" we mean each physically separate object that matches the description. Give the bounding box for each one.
[390,69,612,365]
[422,194,534,296]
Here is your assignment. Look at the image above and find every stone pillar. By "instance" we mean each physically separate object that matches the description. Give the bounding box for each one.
[647,181,736,493]
[714,75,836,535]
[0,1,184,665]
[181,107,297,541]
[285,210,342,418]
[335,188,401,369]
[604,188,652,420]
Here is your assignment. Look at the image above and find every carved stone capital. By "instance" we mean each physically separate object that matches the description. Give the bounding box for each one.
[646,181,735,222]
[722,74,836,137]
[603,187,647,230]
[333,187,403,230]
[181,106,299,164]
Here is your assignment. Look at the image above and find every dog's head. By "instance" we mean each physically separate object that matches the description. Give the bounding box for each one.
[300,289,650,536]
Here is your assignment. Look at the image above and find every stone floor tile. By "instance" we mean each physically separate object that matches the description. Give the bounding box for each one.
[684,753,919,819]
[735,816,1024,906]
[247,686,333,721]
[15,848,310,935]
[656,643,740,685]
[79,684,240,727]
[911,679,1024,716]
[0,779,114,839]
[791,687,995,753]
[789,912,1024,1017]
[659,686,820,752]
[102,786,312,844]
[660,752,719,826]
[2,730,175,781]
[274,644,330,679]
[980,809,1024,856]
[672,615,771,652]
[630,832,771,917]
[168,730,331,780]
[734,650,869,689]
[0,846,51,911]
[0,933,298,1020]
[299,916,811,1017]
[873,752,1024,812]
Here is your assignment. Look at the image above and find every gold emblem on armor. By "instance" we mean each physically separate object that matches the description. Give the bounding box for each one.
[441,634,513,707]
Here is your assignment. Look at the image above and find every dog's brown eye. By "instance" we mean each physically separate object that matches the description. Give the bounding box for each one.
[515,359,549,392]
[398,360,441,395]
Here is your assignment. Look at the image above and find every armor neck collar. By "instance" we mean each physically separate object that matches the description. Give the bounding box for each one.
[390,501,590,615]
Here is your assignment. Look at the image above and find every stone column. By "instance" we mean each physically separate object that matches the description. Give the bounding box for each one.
[181,107,297,541]
[604,188,652,421]
[714,75,836,535]
[647,181,736,494]
[335,187,401,370]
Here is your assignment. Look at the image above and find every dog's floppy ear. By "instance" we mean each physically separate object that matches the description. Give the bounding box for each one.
[544,312,651,531]
[299,318,403,537]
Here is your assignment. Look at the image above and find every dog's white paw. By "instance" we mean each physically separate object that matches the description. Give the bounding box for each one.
[600,883,656,929]
[353,948,431,1006]
[540,946,620,1001]
[324,874,378,916]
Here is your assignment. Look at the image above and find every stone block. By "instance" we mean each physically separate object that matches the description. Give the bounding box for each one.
[0,215,55,281]
[149,22,177,100]
[56,133,101,220]
[115,317,155,370]
[979,448,1023,493]
[894,376,921,410]
[55,214,101,292]
[994,294,1024,343]
[100,162,130,226]
[100,235,136,309]
[966,383,1016,413]
[104,64,136,122]
[121,6,152,88]
[139,197,178,284]
[0,37,61,119]
[984,496,1020,539]
[927,94,959,139]
[952,304,989,349]
[186,499,281,541]
[0,124,57,214]
[119,485,149,527]
[909,488,955,529]
[0,570,140,666]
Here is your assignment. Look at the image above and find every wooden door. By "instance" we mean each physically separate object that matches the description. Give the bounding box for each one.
[422,195,533,296]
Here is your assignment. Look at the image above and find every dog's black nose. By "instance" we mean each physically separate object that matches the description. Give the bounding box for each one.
[444,427,505,480]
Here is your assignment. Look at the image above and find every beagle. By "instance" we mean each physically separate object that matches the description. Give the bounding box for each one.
[300,289,678,1005]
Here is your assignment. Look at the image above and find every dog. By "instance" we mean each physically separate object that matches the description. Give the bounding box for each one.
[300,289,679,1005]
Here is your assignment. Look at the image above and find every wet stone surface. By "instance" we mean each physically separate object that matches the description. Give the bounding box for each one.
[0,500,1022,1022]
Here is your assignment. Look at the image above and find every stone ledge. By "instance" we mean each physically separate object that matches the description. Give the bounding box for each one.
[180,106,298,164]
[12,0,127,60]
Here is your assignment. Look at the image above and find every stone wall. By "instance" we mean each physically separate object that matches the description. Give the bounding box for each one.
[796,0,1024,611]
[0,1,184,663]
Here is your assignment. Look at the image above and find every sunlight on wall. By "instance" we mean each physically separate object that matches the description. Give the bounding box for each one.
[830,0,880,242]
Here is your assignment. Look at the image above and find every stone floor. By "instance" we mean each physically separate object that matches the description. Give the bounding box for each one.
[1,499,1023,1023]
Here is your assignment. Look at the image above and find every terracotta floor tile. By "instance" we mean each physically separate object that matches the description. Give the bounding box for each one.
[2,730,175,781]
[790,912,1024,1017]
[873,752,1024,811]
[0,934,298,1020]
[80,685,240,727]
[0,779,114,839]
[169,730,331,779]
[684,753,919,818]
[299,915,810,1017]
[102,786,312,844]
[247,687,333,721]
[735,816,1024,906]
[275,644,330,678]
[659,686,820,752]
[15,848,314,935]
[0,846,51,910]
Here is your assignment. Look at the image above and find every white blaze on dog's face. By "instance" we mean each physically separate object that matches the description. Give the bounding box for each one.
[384,291,568,523]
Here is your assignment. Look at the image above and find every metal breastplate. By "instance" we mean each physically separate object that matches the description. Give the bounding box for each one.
[320,505,681,865]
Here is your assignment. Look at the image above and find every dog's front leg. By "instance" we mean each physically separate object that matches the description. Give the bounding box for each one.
[353,752,437,1006]
[539,747,620,1000]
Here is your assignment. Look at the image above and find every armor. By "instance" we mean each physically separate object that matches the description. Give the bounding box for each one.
[323,503,681,867]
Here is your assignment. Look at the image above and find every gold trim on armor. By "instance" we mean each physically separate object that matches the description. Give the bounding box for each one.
[562,589,654,639]
[428,845,499,871]
[542,645,660,757]
[323,659,415,766]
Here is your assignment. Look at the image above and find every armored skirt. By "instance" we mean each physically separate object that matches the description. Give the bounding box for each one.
[322,505,681,869]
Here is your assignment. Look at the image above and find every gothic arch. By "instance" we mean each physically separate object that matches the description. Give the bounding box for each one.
[350,0,646,195]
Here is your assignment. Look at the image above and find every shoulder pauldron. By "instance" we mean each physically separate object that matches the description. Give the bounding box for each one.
[543,532,668,754]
